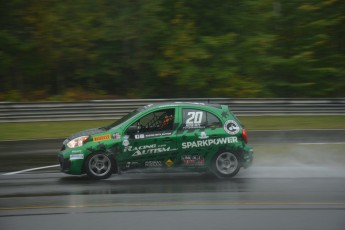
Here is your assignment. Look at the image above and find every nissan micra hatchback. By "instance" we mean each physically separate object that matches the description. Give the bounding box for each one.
[58,102,253,179]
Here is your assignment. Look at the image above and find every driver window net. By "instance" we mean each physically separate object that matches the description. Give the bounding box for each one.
[140,109,174,132]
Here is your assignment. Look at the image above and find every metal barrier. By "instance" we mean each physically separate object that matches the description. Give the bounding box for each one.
[0,98,344,122]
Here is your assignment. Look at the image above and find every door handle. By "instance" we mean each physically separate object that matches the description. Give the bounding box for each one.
[163,137,173,142]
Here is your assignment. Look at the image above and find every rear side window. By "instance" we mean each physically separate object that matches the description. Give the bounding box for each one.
[207,112,222,128]
[182,109,221,129]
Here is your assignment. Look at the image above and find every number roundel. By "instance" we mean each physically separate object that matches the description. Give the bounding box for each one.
[184,111,204,129]
[186,111,203,124]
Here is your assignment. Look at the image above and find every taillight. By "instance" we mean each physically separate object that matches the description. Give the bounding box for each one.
[242,129,248,143]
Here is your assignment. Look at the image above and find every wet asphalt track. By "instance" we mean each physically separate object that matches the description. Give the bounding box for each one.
[1,130,345,230]
[1,169,345,230]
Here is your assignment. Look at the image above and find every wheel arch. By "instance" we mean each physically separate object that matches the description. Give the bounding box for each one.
[207,145,245,166]
[83,149,118,176]
[209,147,243,178]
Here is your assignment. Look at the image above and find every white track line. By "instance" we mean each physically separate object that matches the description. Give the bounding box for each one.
[3,164,60,175]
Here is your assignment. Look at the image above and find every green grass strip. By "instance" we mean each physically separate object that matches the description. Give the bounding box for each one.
[0,115,344,140]
[239,115,345,130]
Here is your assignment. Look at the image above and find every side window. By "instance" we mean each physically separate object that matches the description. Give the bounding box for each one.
[182,109,221,129]
[134,108,175,133]
[206,112,222,128]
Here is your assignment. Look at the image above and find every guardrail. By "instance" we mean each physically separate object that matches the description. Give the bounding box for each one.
[0,98,344,122]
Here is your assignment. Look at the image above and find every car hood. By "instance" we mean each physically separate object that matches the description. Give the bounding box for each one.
[63,127,105,144]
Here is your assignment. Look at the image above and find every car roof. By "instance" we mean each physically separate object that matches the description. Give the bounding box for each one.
[140,102,223,111]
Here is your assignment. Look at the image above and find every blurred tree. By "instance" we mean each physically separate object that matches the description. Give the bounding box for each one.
[0,0,41,96]
[24,0,167,97]
[266,0,345,97]
[156,0,275,97]
[0,0,344,100]
[25,0,108,94]
[92,0,166,97]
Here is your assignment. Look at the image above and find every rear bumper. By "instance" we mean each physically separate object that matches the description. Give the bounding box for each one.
[242,146,254,168]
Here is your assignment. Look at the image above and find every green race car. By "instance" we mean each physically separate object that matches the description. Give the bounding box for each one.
[58,102,253,179]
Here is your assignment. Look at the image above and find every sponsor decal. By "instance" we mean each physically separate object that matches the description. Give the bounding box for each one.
[123,140,129,146]
[93,134,111,142]
[182,137,238,149]
[165,159,174,167]
[181,155,205,166]
[145,132,172,138]
[134,132,172,139]
[124,144,157,152]
[224,120,240,135]
[124,144,176,156]
[122,135,130,146]
[135,134,145,139]
[199,131,209,139]
[113,133,121,140]
[126,161,141,168]
[132,146,171,156]
[72,150,82,153]
[145,161,162,167]
[70,154,84,160]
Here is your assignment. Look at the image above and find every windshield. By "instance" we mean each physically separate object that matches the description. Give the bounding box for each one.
[103,109,140,130]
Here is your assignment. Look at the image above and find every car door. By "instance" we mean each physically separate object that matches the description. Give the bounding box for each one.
[120,108,178,169]
[176,107,224,167]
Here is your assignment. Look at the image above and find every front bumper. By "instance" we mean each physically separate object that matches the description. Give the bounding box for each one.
[58,150,85,175]
[58,155,71,172]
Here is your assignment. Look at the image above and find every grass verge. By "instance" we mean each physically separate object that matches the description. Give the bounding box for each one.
[0,115,344,141]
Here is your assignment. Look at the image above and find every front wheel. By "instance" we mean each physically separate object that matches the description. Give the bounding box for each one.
[212,151,241,178]
[85,152,115,179]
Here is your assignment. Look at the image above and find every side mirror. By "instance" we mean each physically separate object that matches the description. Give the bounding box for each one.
[126,125,138,134]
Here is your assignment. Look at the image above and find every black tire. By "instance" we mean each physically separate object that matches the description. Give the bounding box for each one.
[211,151,241,178]
[85,152,115,180]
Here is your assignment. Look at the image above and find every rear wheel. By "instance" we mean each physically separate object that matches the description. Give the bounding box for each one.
[85,152,114,179]
[212,151,241,178]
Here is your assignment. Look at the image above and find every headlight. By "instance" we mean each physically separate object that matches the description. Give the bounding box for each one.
[66,136,89,148]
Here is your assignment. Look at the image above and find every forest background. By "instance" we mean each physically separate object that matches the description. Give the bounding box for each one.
[1,0,344,101]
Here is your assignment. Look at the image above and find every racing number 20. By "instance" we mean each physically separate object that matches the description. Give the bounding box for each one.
[186,111,203,124]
